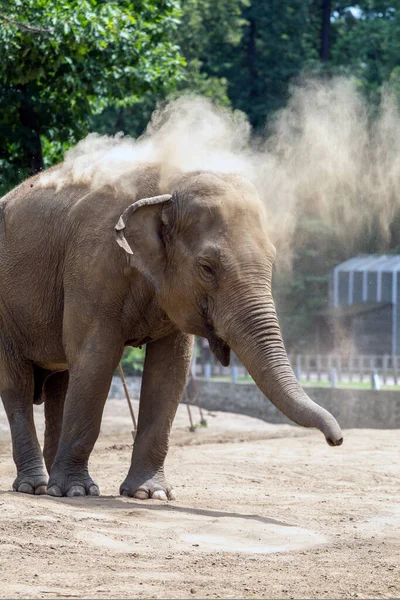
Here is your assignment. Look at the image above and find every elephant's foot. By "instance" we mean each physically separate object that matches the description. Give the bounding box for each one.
[47,469,99,497]
[13,471,48,495]
[120,470,176,500]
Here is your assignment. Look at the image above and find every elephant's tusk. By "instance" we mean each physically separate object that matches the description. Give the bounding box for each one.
[115,229,133,255]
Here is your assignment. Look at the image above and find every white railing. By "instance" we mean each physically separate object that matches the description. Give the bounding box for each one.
[192,339,400,388]
[287,353,400,386]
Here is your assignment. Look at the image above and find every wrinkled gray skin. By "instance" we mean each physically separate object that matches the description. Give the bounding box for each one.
[0,165,343,499]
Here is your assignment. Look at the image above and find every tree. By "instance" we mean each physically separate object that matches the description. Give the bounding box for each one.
[329,1,400,100]
[176,0,248,104]
[222,0,319,129]
[0,0,184,193]
[91,0,248,138]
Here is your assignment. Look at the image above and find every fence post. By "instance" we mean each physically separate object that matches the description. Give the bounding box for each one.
[316,354,321,381]
[336,355,341,382]
[204,363,211,380]
[369,355,374,379]
[393,356,398,385]
[382,354,388,385]
[296,355,302,381]
[329,367,338,388]
[305,354,310,381]
[231,363,239,383]
[371,370,381,390]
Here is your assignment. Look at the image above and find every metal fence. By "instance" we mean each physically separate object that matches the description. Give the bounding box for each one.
[287,353,400,386]
[123,339,400,388]
[192,338,400,388]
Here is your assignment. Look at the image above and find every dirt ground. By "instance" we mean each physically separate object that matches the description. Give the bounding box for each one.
[0,397,399,599]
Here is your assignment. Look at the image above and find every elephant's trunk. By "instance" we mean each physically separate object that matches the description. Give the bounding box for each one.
[222,294,343,446]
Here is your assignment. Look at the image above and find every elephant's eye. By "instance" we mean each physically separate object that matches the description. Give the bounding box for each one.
[199,262,216,281]
[201,264,213,275]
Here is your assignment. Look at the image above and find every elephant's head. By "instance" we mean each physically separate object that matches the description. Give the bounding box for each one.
[116,170,343,446]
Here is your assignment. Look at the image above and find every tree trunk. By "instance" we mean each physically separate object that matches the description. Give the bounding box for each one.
[247,16,257,100]
[18,85,44,175]
[320,0,331,61]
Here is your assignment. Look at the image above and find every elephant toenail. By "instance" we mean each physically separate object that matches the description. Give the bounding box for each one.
[47,485,63,497]
[152,490,167,500]
[18,483,34,494]
[134,489,149,499]
[66,485,86,497]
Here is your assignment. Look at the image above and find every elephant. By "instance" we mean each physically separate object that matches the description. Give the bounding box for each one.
[0,163,343,499]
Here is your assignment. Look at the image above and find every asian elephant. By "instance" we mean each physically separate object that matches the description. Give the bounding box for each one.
[0,164,343,499]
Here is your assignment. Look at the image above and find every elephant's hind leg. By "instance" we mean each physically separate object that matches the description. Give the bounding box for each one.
[47,323,123,498]
[0,348,47,494]
[43,371,68,474]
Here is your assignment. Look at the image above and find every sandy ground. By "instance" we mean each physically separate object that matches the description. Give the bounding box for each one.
[0,397,399,599]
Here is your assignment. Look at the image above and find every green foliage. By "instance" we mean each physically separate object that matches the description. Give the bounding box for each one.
[0,0,184,192]
[176,0,248,104]
[90,0,247,138]
[120,346,145,376]
[222,0,320,129]
[329,1,400,101]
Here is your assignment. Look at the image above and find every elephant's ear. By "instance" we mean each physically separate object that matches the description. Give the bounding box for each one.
[115,194,173,291]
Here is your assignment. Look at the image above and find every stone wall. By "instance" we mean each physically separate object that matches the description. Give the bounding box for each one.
[109,376,400,429]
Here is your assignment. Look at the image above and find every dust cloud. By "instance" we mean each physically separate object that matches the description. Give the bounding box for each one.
[261,78,400,260]
[40,77,400,262]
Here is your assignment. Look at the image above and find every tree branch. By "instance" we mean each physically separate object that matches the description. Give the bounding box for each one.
[0,13,53,34]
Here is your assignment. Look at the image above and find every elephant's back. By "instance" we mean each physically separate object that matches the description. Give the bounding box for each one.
[0,172,92,260]
[0,161,164,294]
[0,175,90,336]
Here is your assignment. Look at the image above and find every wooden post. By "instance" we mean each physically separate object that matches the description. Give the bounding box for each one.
[189,371,207,426]
[118,363,137,440]
[184,388,196,432]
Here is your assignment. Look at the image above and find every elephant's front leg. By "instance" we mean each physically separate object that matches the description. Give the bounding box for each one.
[120,331,194,500]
